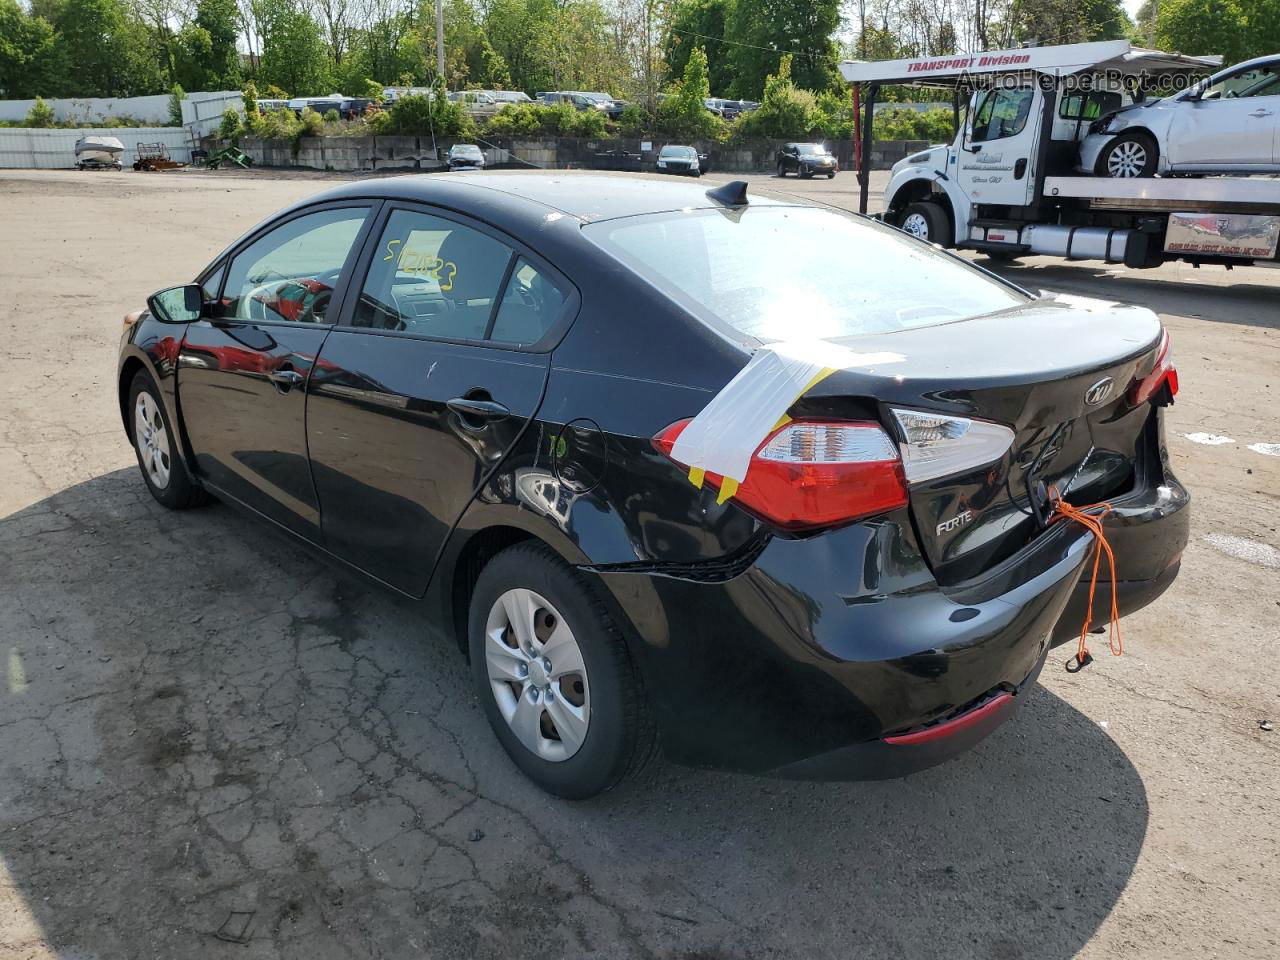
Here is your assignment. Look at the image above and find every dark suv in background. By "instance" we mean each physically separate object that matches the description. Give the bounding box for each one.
[777,142,839,178]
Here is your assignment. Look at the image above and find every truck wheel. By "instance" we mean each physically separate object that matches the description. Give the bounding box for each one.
[898,201,951,246]
[1098,132,1158,178]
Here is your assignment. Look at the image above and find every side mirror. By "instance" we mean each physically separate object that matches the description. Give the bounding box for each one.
[147,284,204,324]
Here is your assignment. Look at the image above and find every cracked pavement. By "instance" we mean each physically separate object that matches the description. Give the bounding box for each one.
[1,169,1277,959]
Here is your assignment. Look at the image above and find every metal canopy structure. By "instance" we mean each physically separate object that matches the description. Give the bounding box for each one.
[840,40,1224,214]
[838,40,1221,88]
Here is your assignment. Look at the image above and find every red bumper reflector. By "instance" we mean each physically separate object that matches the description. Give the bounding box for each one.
[883,692,1014,746]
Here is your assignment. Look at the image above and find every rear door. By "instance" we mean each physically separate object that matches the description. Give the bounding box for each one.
[307,203,577,594]
[178,202,375,540]
[1169,63,1280,168]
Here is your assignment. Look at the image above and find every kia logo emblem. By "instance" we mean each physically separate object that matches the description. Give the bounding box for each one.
[1084,378,1114,406]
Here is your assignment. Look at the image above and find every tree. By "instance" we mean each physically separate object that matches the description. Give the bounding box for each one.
[0,0,60,97]
[664,0,733,94]
[724,0,840,100]
[1155,0,1249,64]
[734,54,823,138]
[258,0,331,94]
[195,0,242,87]
[656,44,724,137]
[51,0,163,97]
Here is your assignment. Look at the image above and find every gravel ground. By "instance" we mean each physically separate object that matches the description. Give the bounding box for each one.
[0,167,1277,960]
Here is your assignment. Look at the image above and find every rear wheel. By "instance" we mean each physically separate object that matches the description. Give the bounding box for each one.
[1098,132,1158,178]
[128,370,208,509]
[898,201,952,246]
[469,543,654,799]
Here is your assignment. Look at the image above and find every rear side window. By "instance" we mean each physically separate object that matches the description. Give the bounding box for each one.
[353,209,513,340]
[490,258,566,345]
[220,207,369,323]
[585,206,1027,341]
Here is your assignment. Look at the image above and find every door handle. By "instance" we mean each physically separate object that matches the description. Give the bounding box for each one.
[447,396,510,422]
[269,367,305,392]
[1249,109,1274,118]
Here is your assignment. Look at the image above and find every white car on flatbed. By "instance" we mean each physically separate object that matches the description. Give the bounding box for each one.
[841,40,1280,270]
[1080,54,1280,177]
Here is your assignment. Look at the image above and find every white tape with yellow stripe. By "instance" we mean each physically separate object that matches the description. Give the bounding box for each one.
[670,340,906,501]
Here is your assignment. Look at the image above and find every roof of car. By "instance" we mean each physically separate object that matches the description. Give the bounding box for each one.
[311,172,795,223]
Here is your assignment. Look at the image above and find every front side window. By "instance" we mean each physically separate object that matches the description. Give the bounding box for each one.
[353,209,513,340]
[1201,65,1280,100]
[586,206,1027,341]
[220,206,369,323]
[971,88,1035,141]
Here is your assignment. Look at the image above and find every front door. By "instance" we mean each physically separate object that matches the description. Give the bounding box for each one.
[178,203,375,540]
[307,204,575,595]
[1169,62,1280,168]
[959,86,1040,207]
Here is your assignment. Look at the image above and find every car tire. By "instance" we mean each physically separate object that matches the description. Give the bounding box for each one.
[827,171,836,179]
[1097,132,1158,178]
[800,168,814,179]
[776,160,787,177]
[469,542,655,799]
[128,369,208,509]
[898,200,952,246]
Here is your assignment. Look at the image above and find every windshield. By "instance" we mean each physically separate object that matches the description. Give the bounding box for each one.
[660,146,696,158]
[585,207,1027,340]
[451,145,482,157]
[796,144,828,155]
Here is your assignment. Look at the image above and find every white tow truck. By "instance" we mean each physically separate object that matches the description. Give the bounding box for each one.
[840,40,1280,269]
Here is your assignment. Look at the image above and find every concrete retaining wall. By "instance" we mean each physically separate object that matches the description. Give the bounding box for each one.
[231,135,929,174]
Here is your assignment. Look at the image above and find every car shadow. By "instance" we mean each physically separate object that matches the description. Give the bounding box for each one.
[979,257,1280,330]
[0,470,1147,960]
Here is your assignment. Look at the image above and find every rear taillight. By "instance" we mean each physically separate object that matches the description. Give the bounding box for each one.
[1129,328,1179,405]
[890,409,1016,485]
[652,418,908,531]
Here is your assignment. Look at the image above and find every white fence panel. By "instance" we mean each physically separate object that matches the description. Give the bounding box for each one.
[0,127,196,169]
[0,90,242,127]
[181,92,244,138]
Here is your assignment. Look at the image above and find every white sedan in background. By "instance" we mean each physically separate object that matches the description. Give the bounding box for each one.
[1080,53,1280,177]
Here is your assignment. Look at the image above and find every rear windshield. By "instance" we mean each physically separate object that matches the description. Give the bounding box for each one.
[584,206,1027,340]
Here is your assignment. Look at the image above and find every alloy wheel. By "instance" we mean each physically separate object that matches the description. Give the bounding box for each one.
[134,392,171,490]
[1106,140,1147,177]
[901,212,930,240]
[484,588,590,761]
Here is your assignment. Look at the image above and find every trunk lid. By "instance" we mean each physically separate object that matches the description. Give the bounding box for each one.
[799,295,1164,583]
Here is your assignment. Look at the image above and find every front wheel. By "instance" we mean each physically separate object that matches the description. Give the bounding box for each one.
[776,161,787,177]
[469,543,655,799]
[1097,132,1158,178]
[128,370,208,509]
[898,200,952,247]
[827,171,836,179]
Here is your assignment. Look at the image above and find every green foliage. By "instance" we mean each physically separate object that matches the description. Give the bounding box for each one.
[1155,0,1250,64]
[218,107,243,143]
[51,0,163,97]
[725,0,840,99]
[255,107,302,140]
[25,96,56,127]
[168,84,186,126]
[323,108,340,123]
[299,106,326,136]
[374,84,476,136]
[654,47,725,140]
[874,107,955,143]
[258,0,331,97]
[664,0,733,93]
[732,55,823,139]
[358,78,385,102]
[485,101,607,137]
[0,0,59,98]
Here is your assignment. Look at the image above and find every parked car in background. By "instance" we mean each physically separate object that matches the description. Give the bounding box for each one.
[654,144,706,176]
[119,173,1188,798]
[447,144,486,170]
[449,90,502,119]
[486,91,534,106]
[1079,53,1280,177]
[255,98,290,114]
[540,91,616,117]
[777,142,838,178]
[704,98,742,120]
[580,92,626,120]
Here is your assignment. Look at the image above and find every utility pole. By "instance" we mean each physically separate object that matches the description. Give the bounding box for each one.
[435,0,446,82]
[1149,0,1158,48]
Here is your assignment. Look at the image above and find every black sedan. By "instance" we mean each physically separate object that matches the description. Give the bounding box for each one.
[777,142,838,178]
[654,144,706,176]
[118,174,1189,798]
[446,143,485,170]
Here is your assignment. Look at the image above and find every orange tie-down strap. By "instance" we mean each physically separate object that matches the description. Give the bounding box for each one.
[1047,485,1121,673]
